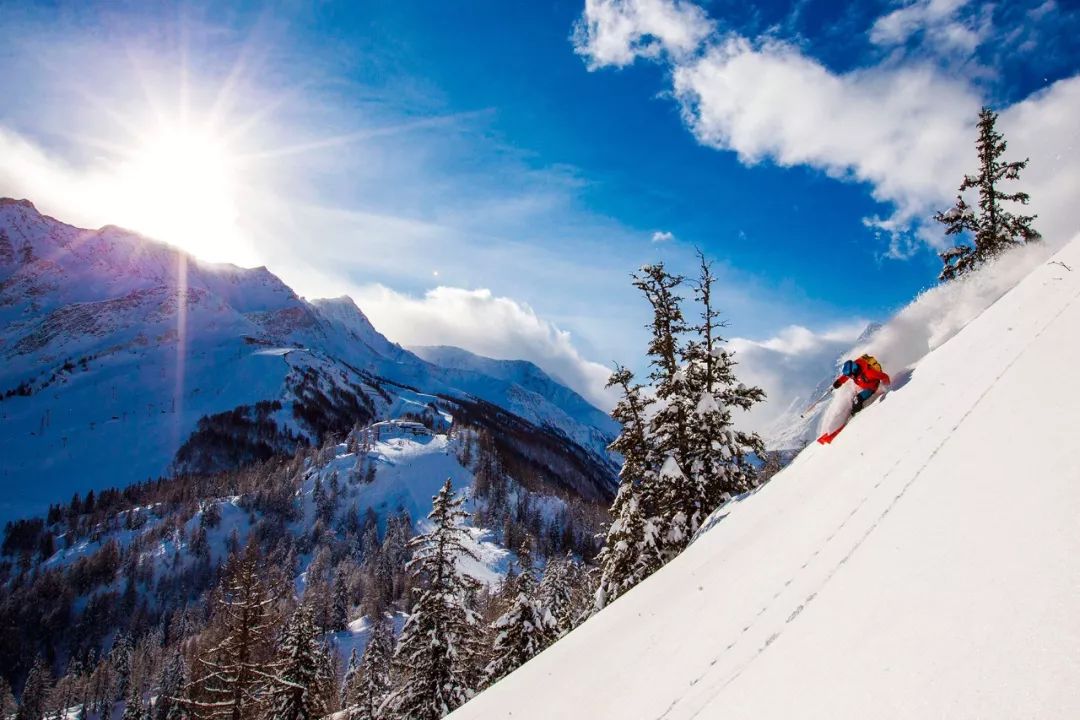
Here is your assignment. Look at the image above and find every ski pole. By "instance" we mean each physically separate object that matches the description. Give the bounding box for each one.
[800,389,832,418]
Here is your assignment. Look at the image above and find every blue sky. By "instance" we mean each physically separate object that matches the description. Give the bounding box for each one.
[1,0,1077,422]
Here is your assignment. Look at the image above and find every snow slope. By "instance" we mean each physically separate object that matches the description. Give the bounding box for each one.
[450,238,1080,718]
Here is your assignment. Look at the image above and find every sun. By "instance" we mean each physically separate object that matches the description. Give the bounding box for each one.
[111,123,257,265]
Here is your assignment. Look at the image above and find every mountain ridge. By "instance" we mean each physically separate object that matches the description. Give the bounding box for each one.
[0,198,617,521]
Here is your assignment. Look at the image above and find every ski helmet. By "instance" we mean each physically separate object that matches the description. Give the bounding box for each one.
[842,359,857,376]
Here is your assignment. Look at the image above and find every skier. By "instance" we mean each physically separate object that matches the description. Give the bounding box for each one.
[832,354,891,414]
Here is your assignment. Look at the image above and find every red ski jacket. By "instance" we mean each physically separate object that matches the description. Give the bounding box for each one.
[834,357,891,392]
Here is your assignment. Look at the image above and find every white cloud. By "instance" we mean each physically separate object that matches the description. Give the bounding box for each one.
[352,284,619,410]
[672,36,981,233]
[651,230,675,243]
[572,0,714,69]
[576,0,1080,256]
[869,0,992,56]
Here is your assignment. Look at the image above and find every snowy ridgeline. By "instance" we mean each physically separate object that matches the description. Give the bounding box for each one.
[450,237,1080,719]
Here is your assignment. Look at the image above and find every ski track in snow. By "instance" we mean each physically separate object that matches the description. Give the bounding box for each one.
[660,279,1080,720]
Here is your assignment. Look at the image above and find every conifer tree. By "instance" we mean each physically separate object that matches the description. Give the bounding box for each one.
[633,265,693,472]
[634,263,712,556]
[266,605,326,720]
[154,649,187,720]
[936,106,1041,281]
[16,656,52,720]
[111,634,132,702]
[684,251,766,510]
[49,665,80,720]
[538,552,581,637]
[344,615,394,720]
[340,649,360,710]
[595,367,662,609]
[359,511,380,563]
[185,545,278,720]
[383,480,482,720]
[596,253,766,608]
[121,686,143,720]
[165,700,191,720]
[483,541,555,685]
[329,573,350,632]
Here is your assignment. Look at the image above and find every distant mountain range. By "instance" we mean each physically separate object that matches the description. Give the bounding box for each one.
[0,198,618,521]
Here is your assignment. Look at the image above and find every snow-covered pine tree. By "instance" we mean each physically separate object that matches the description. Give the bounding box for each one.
[559,560,596,629]
[329,572,350,632]
[111,634,132,702]
[265,605,326,720]
[597,253,767,608]
[936,106,1041,281]
[595,366,662,609]
[632,263,701,556]
[121,685,143,720]
[184,545,278,720]
[383,480,482,720]
[537,552,580,637]
[634,264,693,469]
[683,251,766,511]
[345,614,394,720]
[313,642,336,717]
[359,511,380,564]
[483,541,555,685]
[154,649,187,720]
[16,656,52,720]
[340,649,360,709]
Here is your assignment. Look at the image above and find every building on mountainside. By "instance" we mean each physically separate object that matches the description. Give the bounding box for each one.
[365,420,433,442]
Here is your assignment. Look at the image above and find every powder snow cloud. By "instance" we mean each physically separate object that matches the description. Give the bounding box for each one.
[728,322,870,435]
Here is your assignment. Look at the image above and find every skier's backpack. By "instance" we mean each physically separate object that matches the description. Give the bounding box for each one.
[860,354,882,373]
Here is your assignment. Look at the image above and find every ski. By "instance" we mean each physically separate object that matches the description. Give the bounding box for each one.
[816,423,848,444]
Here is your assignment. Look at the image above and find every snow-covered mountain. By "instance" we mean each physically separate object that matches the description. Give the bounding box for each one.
[0,199,616,521]
[411,344,619,450]
[450,236,1080,718]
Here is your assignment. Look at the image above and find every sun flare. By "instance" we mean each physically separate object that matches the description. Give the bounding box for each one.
[110,123,256,265]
